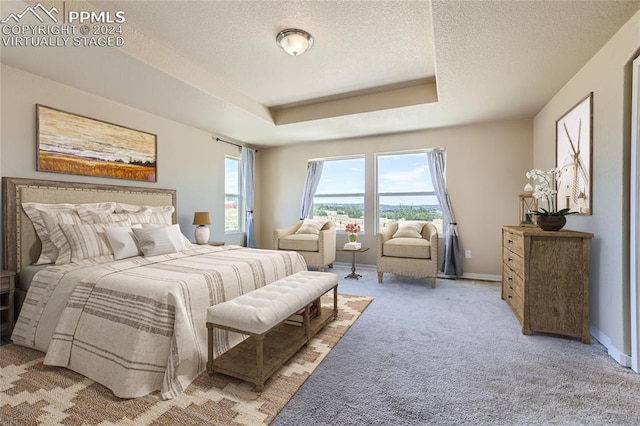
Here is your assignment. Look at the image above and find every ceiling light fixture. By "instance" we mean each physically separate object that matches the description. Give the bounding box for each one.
[276,28,314,56]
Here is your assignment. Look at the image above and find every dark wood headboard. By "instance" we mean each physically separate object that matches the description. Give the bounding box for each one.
[2,177,177,273]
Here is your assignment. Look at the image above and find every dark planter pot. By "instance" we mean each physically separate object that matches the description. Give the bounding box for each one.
[536,215,567,231]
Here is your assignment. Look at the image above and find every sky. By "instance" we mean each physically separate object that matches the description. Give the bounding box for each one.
[314,153,439,206]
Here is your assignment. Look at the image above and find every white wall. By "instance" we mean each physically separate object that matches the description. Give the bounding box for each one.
[533,10,640,361]
[0,64,245,246]
[257,119,533,277]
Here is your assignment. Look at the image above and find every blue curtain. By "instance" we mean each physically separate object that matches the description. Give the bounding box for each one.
[427,149,463,277]
[241,147,256,248]
[300,160,324,219]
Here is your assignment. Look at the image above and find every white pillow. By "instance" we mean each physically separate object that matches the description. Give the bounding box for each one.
[295,219,327,235]
[392,221,426,239]
[132,226,179,257]
[57,220,132,264]
[104,224,143,260]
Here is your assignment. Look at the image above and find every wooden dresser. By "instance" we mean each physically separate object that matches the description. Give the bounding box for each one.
[501,226,593,343]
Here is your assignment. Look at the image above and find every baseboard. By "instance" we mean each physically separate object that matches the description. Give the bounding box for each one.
[460,273,501,282]
[333,262,375,270]
[590,325,633,368]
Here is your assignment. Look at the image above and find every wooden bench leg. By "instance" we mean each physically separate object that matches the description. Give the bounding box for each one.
[207,324,214,375]
[255,334,265,391]
[333,286,338,319]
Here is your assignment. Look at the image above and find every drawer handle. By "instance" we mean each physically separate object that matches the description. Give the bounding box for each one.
[507,295,512,299]
[507,277,513,281]
[508,257,513,262]
[508,239,513,243]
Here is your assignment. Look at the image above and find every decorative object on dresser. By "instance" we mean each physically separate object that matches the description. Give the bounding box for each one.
[0,270,16,345]
[556,93,593,215]
[501,226,593,343]
[193,211,211,244]
[525,168,576,231]
[518,188,537,227]
[36,105,157,182]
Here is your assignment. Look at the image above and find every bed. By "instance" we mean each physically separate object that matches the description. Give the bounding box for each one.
[2,177,307,399]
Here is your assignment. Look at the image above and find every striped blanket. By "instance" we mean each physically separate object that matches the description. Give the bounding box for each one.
[11,245,306,399]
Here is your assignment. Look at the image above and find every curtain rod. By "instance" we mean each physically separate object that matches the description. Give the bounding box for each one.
[214,137,257,152]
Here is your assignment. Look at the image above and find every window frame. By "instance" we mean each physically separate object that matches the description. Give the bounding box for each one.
[375,149,441,233]
[311,155,366,234]
[224,155,243,234]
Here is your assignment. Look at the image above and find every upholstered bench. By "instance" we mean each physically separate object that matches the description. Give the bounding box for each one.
[206,270,339,391]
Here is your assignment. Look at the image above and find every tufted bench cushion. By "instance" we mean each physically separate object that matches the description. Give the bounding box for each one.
[206,271,337,335]
[206,270,339,391]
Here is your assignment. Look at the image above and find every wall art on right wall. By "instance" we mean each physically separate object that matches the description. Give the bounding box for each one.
[556,92,593,215]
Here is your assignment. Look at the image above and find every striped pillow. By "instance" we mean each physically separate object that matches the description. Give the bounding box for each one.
[75,204,118,223]
[90,208,152,225]
[131,226,179,257]
[39,209,83,263]
[115,203,175,226]
[57,220,132,264]
[22,202,116,264]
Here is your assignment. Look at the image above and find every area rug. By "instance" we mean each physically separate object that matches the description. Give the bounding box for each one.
[0,293,372,425]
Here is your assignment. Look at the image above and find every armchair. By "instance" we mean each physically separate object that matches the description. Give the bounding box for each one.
[273,220,336,271]
[376,221,438,287]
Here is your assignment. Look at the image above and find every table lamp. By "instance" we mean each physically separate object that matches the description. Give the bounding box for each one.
[193,211,211,244]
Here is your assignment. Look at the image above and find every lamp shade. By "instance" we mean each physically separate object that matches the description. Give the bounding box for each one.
[193,211,211,225]
[276,29,313,56]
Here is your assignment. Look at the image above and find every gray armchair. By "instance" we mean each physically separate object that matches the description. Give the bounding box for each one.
[376,222,438,287]
[273,220,336,271]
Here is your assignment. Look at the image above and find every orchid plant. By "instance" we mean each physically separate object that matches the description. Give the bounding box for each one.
[525,168,575,216]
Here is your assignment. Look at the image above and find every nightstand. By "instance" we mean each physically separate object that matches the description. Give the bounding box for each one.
[1,270,16,344]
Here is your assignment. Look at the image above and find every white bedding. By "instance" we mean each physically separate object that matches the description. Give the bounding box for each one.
[11,245,307,399]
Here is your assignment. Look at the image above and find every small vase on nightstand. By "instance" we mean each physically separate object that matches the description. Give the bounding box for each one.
[348,233,358,243]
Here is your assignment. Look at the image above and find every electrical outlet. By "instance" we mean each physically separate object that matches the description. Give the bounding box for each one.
[465,250,471,259]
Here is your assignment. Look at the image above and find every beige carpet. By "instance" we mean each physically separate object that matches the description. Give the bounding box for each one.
[0,293,372,425]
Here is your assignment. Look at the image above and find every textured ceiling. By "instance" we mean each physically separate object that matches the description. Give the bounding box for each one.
[1,0,639,147]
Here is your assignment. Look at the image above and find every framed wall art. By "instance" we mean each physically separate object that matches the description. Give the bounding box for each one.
[36,105,157,182]
[555,93,593,215]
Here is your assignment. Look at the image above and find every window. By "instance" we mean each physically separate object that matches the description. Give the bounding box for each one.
[376,151,443,234]
[224,156,242,232]
[312,157,365,233]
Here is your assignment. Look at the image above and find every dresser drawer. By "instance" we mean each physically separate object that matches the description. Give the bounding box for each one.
[503,283,524,324]
[503,247,524,278]
[503,263,524,299]
[502,230,524,255]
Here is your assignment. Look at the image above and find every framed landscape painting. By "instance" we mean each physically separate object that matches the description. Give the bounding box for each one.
[555,93,592,215]
[36,105,157,182]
